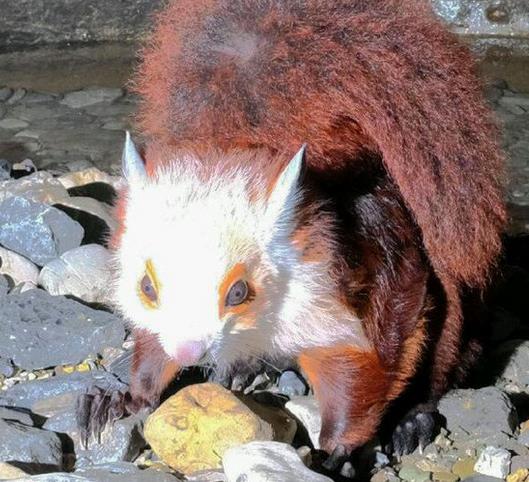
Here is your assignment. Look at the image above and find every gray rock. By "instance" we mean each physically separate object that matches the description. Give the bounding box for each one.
[0,418,63,469]
[277,370,308,397]
[39,244,114,304]
[0,196,84,266]
[0,406,35,426]
[0,171,70,204]
[0,117,30,129]
[44,407,146,467]
[223,441,333,482]
[438,387,518,440]
[474,446,511,479]
[6,88,27,105]
[61,88,123,109]
[0,273,8,296]
[285,396,321,449]
[0,246,40,286]
[0,288,125,371]
[0,356,15,377]
[461,477,504,482]
[0,87,13,102]
[0,370,126,417]
[518,429,529,447]
[0,158,10,180]
[511,454,529,472]
[16,463,181,481]
[495,340,529,390]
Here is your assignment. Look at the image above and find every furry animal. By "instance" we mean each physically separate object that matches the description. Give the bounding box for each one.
[77,0,506,467]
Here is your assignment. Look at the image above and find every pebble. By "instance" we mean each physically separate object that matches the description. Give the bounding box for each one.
[277,370,308,397]
[474,446,512,479]
[438,387,518,440]
[285,395,322,449]
[61,88,124,109]
[398,463,432,482]
[39,244,113,303]
[0,159,10,181]
[371,468,401,482]
[0,418,63,469]
[0,246,40,286]
[0,171,70,204]
[0,118,29,129]
[452,457,478,479]
[222,441,333,482]
[0,288,125,371]
[144,383,277,474]
[58,167,123,190]
[0,87,13,102]
[508,469,529,482]
[0,196,84,266]
[0,462,29,479]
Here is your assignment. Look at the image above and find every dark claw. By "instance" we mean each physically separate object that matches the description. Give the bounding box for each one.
[391,407,439,457]
[76,386,129,449]
[322,444,348,472]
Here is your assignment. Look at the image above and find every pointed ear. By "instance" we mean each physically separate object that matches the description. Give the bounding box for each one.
[266,144,306,224]
[122,131,147,182]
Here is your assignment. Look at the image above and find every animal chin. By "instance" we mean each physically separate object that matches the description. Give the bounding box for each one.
[171,340,208,367]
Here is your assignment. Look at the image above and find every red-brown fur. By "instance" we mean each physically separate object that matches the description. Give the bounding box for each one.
[114,0,507,456]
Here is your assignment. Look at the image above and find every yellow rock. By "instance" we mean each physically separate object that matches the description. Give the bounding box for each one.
[0,462,29,479]
[144,383,287,474]
[452,457,477,479]
[508,469,529,482]
[520,420,529,432]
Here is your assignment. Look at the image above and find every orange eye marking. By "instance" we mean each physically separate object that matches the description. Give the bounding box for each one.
[219,263,253,318]
[138,259,161,309]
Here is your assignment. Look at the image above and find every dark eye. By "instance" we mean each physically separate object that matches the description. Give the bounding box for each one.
[226,280,249,307]
[141,274,158,303]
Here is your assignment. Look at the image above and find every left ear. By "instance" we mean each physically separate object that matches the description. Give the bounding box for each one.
[266,144,306,227]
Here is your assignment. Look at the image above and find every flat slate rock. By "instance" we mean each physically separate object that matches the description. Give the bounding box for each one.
[18,462,182,481]
[0,195,84,266]
[0,418,63,469]
[0,370,126,416]
[0,288,125,371]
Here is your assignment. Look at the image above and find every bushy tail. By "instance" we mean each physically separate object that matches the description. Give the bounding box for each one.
[133,0,507,286]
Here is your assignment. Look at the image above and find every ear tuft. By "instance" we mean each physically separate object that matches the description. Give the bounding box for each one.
[122,131,147,181]
[266,144,306,227]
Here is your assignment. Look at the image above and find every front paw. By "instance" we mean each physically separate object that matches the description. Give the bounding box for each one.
[390,404,439,457]
[75,386,154,448]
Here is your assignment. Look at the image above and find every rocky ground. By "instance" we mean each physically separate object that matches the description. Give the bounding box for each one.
[0,81,528,482]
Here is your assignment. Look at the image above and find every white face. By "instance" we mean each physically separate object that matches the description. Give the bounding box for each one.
[115,140,369,372]
[115,146,304,367]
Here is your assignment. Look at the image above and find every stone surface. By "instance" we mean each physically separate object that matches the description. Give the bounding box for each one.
[0,171,70,204]
[43,407,146,467]
[0,288,125,371]
[438,387,518,440]
[39,244,113,303]
[0,370,126,416]
[0,462,29,480]
[223,441,333,482]
[285,395,322,449]
[452,457,478,479]
[0,406,35,426]
[495,340,529,391]
[0,195,84,265]
[144,383,275,474]
[61,88,123,109]
[0,418,63,469]
[277,370,308,397]
[474,446,511,479]
[0,246,39,286]
[18,462,182,481]
[58,167,122,190]
[508,468,529,482]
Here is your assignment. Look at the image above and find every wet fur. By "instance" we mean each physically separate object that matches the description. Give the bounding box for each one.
[112,0,506,454]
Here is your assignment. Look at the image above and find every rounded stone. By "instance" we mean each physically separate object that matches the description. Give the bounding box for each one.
[144,383,274,474]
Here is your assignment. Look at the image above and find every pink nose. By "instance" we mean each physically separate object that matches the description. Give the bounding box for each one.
[173,340,206,366]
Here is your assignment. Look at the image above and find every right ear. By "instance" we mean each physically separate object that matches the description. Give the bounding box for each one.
[122,131,147,182]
